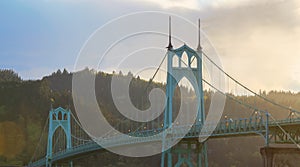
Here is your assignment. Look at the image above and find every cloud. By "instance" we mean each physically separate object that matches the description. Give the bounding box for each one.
[197,0,300,91]
[1,0,300,91]
[119,0,200,10]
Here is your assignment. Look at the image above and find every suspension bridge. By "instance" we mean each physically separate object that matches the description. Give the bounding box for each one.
[28,18,300,167]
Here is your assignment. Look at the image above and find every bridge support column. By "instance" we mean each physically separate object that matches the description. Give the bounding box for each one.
[260,146,300,167]
[196,143,208,167]
[161,141,208,167]
[161,149,172,167]
[46,160,52,167]
[69,161,73,167]
[260,147,274,167]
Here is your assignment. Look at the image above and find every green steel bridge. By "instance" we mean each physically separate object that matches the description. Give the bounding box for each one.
[28,107,300,167]
[28,19,300,167]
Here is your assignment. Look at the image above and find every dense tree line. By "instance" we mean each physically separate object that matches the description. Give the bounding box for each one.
[0,69,300,166]
[0,69,21,83]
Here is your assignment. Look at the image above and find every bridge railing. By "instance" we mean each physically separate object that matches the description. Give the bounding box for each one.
[30,115,300,167]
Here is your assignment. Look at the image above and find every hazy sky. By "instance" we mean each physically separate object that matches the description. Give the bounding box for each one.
[1,0,300,92]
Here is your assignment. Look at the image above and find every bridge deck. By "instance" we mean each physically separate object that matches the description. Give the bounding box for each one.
[29,118,300,167]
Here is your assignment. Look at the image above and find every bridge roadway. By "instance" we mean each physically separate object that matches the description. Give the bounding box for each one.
[29,117,300,167]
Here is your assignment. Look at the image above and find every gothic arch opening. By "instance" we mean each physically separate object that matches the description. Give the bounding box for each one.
[58,111,62,120]
[190,55,197,68]
[52,114,56,120]
[52,126,67,153]
[173,77,197,126]
[181,52,189,67]
[173,55,179,67]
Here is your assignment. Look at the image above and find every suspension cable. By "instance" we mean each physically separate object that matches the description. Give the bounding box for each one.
[197,51,300,114]
[144,52,168,91]
[70,112,123,139]
[30,117,49,163]
[123,52,169,135]
[268,114,300,149]
[204,76,300,149]
[71,134,91,142]
[202,78,264,114]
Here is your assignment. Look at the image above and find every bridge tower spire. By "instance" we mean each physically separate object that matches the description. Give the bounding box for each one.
[161,17,208,167]
[167,16,173,50]
[46,107,73,167]
[197,19,202,52]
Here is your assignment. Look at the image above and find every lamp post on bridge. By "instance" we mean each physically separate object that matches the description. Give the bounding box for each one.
[288,106,295,122]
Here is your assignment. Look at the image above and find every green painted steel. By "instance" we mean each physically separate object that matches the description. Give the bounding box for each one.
[28,19,300,167]
[161,41,208,167]
[28,109,300,167]
[46,107,72,167]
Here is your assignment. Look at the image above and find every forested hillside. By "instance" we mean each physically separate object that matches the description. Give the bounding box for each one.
[0,69,300,166]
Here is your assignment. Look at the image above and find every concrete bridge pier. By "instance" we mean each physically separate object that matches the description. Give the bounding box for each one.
[260,146,300,167]
[260,147,274,167]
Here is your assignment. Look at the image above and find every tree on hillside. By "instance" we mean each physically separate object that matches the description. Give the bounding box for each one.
[0,69,21,82]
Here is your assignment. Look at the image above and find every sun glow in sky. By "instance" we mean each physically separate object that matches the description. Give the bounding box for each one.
[1,0,300,92]
[130,0,200,10]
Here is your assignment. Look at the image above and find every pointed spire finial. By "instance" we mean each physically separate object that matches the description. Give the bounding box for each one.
[197,18,202,51]
[167,16,173,50]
